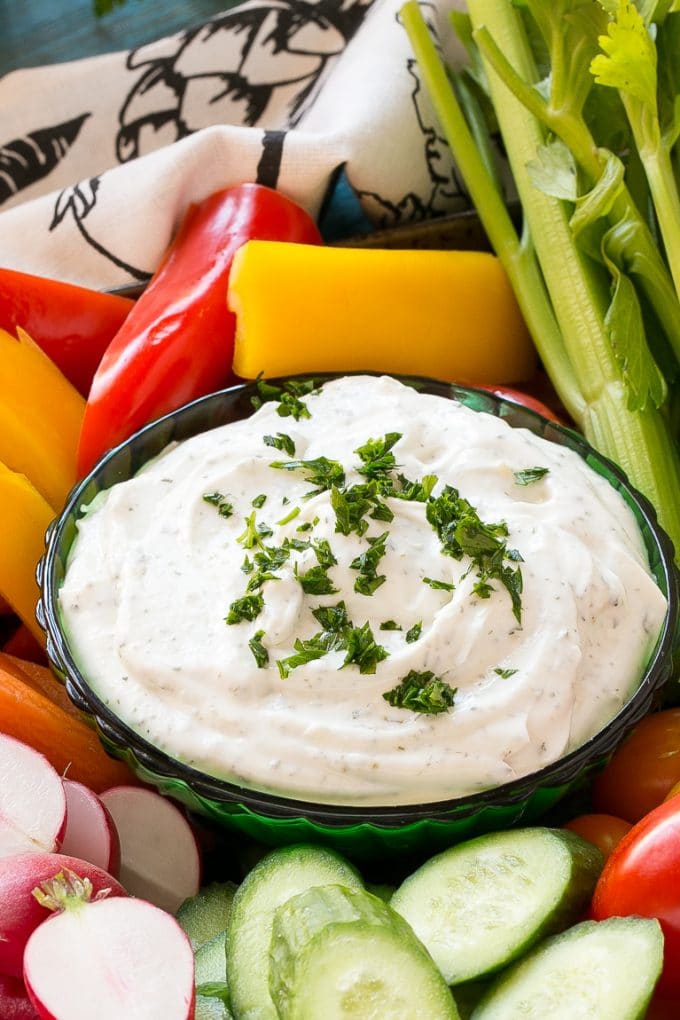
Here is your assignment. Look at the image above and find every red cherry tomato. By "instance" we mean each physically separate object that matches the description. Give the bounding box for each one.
[592,710,680,823]
[591,795,680,996]
[477,384,564,424]
[563,814,632,860]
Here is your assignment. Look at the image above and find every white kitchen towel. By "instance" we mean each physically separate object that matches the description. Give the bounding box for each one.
[0,0,468,290]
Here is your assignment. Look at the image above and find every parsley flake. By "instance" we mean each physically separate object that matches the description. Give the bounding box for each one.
[296,564,338,595]
[251,494,267,509]
[355,432,401,483]
[270,456,345,497]
[341,622,388,674]
[225,594,264,625]
[380,620,402,631]
[251,377,317,421]
[277,636,329,679]
[263,433,296,457]
[514,466,549,486]
[202,491,234,519]
[426,485,523,623]
[494,667,518,678]
[423,577,455,591]
[249,630,269,668]
[383,670,457,714]
[350,531,389,596]
[405,621,422,643]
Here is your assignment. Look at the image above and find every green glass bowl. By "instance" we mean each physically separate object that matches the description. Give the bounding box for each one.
[37,375,679,864]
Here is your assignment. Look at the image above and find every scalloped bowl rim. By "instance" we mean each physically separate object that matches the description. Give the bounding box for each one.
[39,373,680,829]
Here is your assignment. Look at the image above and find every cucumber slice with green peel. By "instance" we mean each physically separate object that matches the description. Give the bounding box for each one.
[195,993,233,1020]
[270,885,460,1020]
[177,881,238,951]
[471,917,664,1019]
[226,844,363,1020]
[195,930,228,987]
[391,827,603,985]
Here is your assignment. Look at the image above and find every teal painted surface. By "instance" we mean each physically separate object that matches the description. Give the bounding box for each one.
[0,1,233,76]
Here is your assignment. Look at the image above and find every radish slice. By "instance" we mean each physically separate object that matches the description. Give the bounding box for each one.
[24,895,195,1020]
[0,735,66,858]
[60,781,121,877]
[0,852,126,979]
[100,787,200,913]
[0,975,39,1019]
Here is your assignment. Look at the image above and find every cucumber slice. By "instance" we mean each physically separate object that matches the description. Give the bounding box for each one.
[195,930,228,987]
[391,827,602,985]
[270,885,460,1020]
[196,995,234,1020]
[471,917,663,1019]
[226,844,362,1020]
[177,881,238,951]
[195,993,233,1020]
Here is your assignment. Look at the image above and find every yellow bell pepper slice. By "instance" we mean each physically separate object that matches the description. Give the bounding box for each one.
[229,242,536,383]
[0,461,54,644]
[0,327,85,511]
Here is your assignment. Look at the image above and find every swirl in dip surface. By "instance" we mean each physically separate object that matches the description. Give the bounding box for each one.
[59,376,667,806]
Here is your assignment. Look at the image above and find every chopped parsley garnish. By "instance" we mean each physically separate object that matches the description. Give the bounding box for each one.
[202,491,234,519]
[276,506,301,525]
[237,512,273,549]
[296,521,314,533]
[355,432,401,483]
[249,630,269,668]
[494,667,518,678]
[341,622,389,674]
[350,531,389,596]
[246,543,290,592]
[514,466,549,486]
[330,481,393,537]
[225,594,264,625]
[426,484,523,623]
[270,455,345,496]
[296,564,338,595]
[251,494,267,509]
[311,600,351,639]
[383,670,457,714]
[312,539,337,569]
[423,577,455,591]
[393,472,438,502]
[264,432,296,456]
[380,620,402,631]
[405,621,422,643]
[251,377,317,421]
[277,636,329,678]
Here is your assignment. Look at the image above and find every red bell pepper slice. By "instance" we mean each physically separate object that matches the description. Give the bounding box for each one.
[77,184,322,476]
[0,269,134,396]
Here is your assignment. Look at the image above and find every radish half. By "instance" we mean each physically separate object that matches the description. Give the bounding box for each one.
[60,781,120,876]
[24,893,195,1020]
[0,735,66,858]
[100,787,201,912]
[0,852,126,978]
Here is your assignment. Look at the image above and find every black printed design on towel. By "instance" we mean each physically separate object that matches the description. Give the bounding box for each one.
[0,114,90,206]
[50,177,148,281]
[353,28,470,228]
[116,0,374,169]
[256,130,287,188]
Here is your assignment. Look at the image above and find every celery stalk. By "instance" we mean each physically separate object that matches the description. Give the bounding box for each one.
[401,0,680,555]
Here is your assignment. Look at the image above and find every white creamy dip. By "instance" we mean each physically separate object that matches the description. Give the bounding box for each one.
[60,376,667,805]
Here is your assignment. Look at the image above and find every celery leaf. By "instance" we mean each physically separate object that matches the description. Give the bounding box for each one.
[590,1,658,113]
[657,12,680,146]
[570,150,625,238]
[604,261,667,410]
[527,139,579,200]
